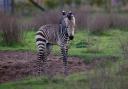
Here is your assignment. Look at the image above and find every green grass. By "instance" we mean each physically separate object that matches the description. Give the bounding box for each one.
[0,74,89,89]
[0,29,128,62]
[1,59,128,89]
[0,31,36,51]
[1,29,128,89]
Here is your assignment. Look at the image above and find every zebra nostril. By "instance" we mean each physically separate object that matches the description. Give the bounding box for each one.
[69,36,74,40]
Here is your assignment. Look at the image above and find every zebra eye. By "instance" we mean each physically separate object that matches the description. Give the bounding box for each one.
[65,26,69,29]
[62,10,66,15]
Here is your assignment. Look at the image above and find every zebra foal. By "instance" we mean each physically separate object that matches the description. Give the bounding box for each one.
[35,11,75,75]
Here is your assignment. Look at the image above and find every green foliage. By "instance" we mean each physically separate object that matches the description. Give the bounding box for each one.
[89,0,106,6]
[16,1,35,16]
[45,0,60,9]
[64,0,82,5]
[0,14,23,46]
[121,0,128,5]
[64,0,73,5]
[0,31,36,51]
[74,0,82,5]
[44,0,82,8]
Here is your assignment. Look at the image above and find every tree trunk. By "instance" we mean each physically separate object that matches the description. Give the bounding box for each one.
[11,0,15,14]
[60,0,64,10]
[106,0,112,13]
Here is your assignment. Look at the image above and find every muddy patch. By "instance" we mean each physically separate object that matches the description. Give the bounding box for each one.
[0,51,117,83]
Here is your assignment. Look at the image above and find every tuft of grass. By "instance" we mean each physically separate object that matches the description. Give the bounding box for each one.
[0,31,36,51]
[0,14,23,46]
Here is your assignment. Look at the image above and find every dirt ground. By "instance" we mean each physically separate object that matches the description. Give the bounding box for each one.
[0,51,117,83]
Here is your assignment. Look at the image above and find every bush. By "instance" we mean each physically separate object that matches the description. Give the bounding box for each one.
[75,8,90,29]
[112,14,128,29]
[32,10,60,30]
[0,14,23,46]
[32,6,94,30]
[32,7,128,33]
[87,13,111,33]
[74,0,82,5]
[45,0,60,9]
[44,0,82,8]
[15,1,35,16]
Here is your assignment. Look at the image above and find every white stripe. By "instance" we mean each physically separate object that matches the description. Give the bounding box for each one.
[38,45,45,48]
[36,41,44,45]
[35,35,44,39]
[36,30,44,34]
[38,47,44,50]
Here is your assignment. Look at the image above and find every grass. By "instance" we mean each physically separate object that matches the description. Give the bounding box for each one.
[1,9,128,89]
[53,29,128,63]
[0,29,128,62]
[0,59,128,89]
[0,74,89,89]
[0,31,36,51]
[1,28,128,88]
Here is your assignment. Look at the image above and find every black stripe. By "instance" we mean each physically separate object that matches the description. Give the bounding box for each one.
[38,51,44,54]
[36,32,45,38]
[39,49,44,51]
[39,46,45,49]
[37,43,45,46]
[36,38,46,42]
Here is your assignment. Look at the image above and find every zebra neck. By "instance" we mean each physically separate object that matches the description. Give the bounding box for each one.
[59,24,68,37]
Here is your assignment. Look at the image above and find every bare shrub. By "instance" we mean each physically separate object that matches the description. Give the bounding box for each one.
[32,10,60,30]
[74,6,93,29]
[87,13,128,33]
[32,8,128,32]
[0,13,23,46]
[112,14,128,29]
[32,6,93,30]
[87,13,111,33]
[15,1,34,16]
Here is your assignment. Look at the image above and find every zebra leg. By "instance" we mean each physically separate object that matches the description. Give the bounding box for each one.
[65,46,68,75]
[61,46,68,75]
[46,43,52,56]
[37,51,48,75]
[36,43,47,76]
[36,51,45,76]
[43,43,52,76]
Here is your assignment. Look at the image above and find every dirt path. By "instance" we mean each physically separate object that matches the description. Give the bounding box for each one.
[0,51,117,83]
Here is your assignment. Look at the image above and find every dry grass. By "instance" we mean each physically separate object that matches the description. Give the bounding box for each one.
[0,13,23,46]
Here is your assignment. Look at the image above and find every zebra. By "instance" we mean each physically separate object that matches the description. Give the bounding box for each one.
[35,11,76,75]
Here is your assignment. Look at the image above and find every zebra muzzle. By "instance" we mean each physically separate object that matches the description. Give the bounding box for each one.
[69,36,74,40]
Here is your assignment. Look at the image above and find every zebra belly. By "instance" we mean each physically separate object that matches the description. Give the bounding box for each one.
[46,37,57,45]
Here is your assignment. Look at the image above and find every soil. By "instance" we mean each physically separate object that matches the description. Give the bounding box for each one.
[0,51,117,83]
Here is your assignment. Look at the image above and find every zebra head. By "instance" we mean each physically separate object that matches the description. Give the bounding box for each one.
[67,11,75,40]
[59,11,76,40]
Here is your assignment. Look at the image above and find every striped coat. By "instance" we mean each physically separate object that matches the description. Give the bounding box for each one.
[35,11,75,75]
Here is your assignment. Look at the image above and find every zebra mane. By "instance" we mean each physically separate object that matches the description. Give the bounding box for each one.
[59,11,68,34]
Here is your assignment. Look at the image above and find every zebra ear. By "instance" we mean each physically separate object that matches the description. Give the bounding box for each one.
[62,10,66,15]
[68,11,73,15]
[67,11,73,20]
